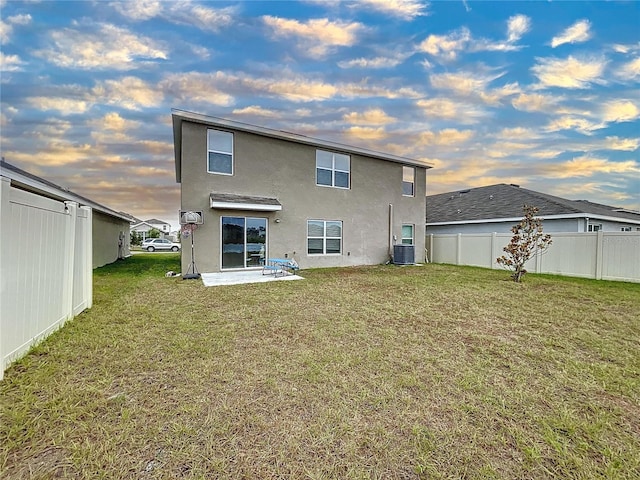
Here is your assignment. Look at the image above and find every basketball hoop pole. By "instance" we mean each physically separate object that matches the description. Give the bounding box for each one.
[183,224,201,280]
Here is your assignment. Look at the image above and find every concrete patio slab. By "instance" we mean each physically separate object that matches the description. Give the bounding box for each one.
[200,270,304,287]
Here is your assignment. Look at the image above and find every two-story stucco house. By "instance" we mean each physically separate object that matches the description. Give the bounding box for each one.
[172,110,432,273]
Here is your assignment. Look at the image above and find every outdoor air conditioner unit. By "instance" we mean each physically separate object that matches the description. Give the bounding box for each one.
[393,244,415,265]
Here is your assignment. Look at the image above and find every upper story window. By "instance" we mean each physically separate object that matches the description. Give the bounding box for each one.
[208,129,233,175]
[402,166,415,197]
[316,150,350,189]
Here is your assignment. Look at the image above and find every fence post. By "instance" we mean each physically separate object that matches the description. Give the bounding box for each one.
[63,202,78,324]
[0,177,10,380]
[81,206,93,309]
[456,233,462,265]
[491,232,497,269]
[595,230,604,280]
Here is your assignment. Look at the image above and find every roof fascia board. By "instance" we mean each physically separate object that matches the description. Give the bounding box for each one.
[3,169,131,223]
[427,212,640,226]
[172,109,432,170]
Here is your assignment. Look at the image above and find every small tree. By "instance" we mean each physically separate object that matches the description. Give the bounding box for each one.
[497,205,552,282]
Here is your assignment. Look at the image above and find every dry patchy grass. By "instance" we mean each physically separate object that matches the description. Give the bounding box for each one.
[1,254,639,479]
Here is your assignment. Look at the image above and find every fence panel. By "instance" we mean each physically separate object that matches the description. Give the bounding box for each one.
[427,232,640,283]
[601,233,640,282]
[1,181,92,379]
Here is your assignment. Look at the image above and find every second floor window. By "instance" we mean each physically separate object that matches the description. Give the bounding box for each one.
[316,150,350,189]
[208,129,233,175]
[402,166,415,196]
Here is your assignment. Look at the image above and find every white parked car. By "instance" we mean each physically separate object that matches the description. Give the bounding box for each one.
[143,238,180,252]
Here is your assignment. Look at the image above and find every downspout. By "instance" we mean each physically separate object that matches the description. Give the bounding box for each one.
[388,203,394,260]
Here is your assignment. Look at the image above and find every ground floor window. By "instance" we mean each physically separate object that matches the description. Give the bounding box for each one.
[401,224,414,245]
[221,216,266,269]
[307,220,342,255]
[588,223,602,232]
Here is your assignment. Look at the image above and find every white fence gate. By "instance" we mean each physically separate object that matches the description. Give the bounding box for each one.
[1,177,93,380]
[427,231,640,283]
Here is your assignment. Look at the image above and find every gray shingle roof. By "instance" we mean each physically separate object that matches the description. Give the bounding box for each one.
[427,183,640,224]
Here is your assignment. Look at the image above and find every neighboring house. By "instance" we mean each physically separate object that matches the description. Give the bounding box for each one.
[427,183,640,234]
[131,218,172,240]
[172,109,432,273]
[1,160,132,267]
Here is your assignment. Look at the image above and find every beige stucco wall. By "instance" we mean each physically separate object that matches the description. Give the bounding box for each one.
[179,121,426,273]
[92,211,131,268]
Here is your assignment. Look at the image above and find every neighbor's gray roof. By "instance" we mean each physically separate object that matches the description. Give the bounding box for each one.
[145,218,170,225]
[172,109,432,182]
[427,183,640,225]
[1,160,132,222]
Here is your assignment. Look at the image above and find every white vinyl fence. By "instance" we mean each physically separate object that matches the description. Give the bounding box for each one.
[427,231,640,283]
[1,177,93,380]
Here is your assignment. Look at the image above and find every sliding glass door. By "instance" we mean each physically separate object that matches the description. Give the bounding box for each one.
[221,216,267,269]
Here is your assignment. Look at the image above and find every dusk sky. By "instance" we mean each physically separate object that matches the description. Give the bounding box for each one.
[1,0,639,229]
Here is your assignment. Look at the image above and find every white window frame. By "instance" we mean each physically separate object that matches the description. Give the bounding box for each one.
[588,223,602,232]
[402,166,415,197]
[621,226,632,232]
[401,224,414,245]
[307,220,342,255]
[207,129,234,175]
[316,150,350,189]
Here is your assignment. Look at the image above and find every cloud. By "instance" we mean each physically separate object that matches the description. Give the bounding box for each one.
[419,128,475,146]
[511,92,559,112]
[232,105,281,118]
[602,100,640,123]
[429,71,520,105]
[418,27,470,60]
[540,155,640,178]
[160,72,235,106]
[338,53,408,69]
[88,112,141,133]
[262,16,364,58]
[532,55,607,89]
[507,14,531,43]
[164,1,237,33]
[416,98,487,123]
[472,14,531,52]
[34,23,167,70]
[27,97,91,115]
[0,52,26,72]
[551,19,591,48]
[353,0,428,20]
[344,126,388,140]
[93,76,164,110]
[343,108,396,125]
[617,57,640,81]
[7,13,32,25]
[544,116,603,135]
[110,0,162,20]
[602,136,639,151]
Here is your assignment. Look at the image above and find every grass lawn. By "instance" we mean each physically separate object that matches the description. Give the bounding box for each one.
[1,254,639,479]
